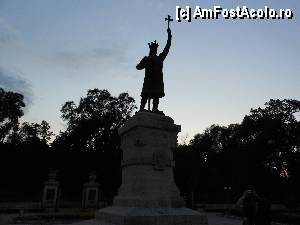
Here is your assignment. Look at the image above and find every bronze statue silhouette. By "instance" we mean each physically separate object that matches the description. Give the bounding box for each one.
[136,16,173,114]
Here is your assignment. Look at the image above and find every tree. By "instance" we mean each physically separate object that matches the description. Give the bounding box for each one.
[52,89,136,201]
[185,99,300,204]
[240,99,300,209]
[240,99,300,179]
[0,88,25,143]
[7,120,53,146]
[54,89,136,152]
[0,88,53,200]
[188,124,241,203]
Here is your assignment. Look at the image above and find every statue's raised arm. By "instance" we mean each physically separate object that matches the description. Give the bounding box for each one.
[159,28,172,61]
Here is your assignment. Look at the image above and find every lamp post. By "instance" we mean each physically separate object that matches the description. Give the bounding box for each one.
[224,186,232,203]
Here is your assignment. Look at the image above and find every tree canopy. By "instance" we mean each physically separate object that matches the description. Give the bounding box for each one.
[1,87,299,207]
[176,99,300,206]
[0,88,25,143]
[53,89,136,152]
[51,89,137,201]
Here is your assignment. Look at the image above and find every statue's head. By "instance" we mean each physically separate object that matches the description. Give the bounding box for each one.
[148,40,159,56]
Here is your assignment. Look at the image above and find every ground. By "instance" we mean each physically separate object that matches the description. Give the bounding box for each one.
[207,213,242,225]
[65,213,244,225]
[1,212,241,225]
[0,212,292,225]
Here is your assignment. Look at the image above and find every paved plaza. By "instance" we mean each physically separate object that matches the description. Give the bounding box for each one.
[0,212,243,225]
[207,213,242,225]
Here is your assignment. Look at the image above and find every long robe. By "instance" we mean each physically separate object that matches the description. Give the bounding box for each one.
[136,32,172,99]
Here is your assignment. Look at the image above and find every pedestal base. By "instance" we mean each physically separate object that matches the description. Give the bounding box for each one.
[73,112,208,225]
[96,206,207,225]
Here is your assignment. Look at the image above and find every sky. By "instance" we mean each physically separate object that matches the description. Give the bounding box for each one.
[0,0,299,143]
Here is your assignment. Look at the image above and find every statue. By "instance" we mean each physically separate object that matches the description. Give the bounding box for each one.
[136,15,173,114]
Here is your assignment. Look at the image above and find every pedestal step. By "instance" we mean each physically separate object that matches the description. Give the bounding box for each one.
[96,206,208,225]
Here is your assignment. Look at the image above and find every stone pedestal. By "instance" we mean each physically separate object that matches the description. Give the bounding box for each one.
[41,169,60,212]
[96,112,207,225]
[82,172,100,210]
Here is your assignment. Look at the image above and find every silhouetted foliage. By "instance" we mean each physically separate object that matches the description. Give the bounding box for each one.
[0,88,25,143]
[0,88,136,202]
[51,89,136,201]
[178,99,300,206]
[1,89,299,209]
[7,120,53,147]
[240,99,300,178]
[53,89,136,151]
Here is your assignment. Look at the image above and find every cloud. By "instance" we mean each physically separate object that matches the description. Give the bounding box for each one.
[0,17,19,45]
[50,44,128,74]
[0,67,33,106]
[0,15,130,80]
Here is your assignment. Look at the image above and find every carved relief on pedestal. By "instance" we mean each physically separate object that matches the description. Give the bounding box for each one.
[152,151,168,170]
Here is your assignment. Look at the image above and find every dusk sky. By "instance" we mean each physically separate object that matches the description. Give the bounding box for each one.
[0,0,299,142]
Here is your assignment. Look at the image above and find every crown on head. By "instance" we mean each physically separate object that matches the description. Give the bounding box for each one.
[148,40,159,50]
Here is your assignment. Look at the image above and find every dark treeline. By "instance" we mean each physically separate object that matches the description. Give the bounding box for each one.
[0,88,136,203]
[1,87,300,210]
[175,99,300,209]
